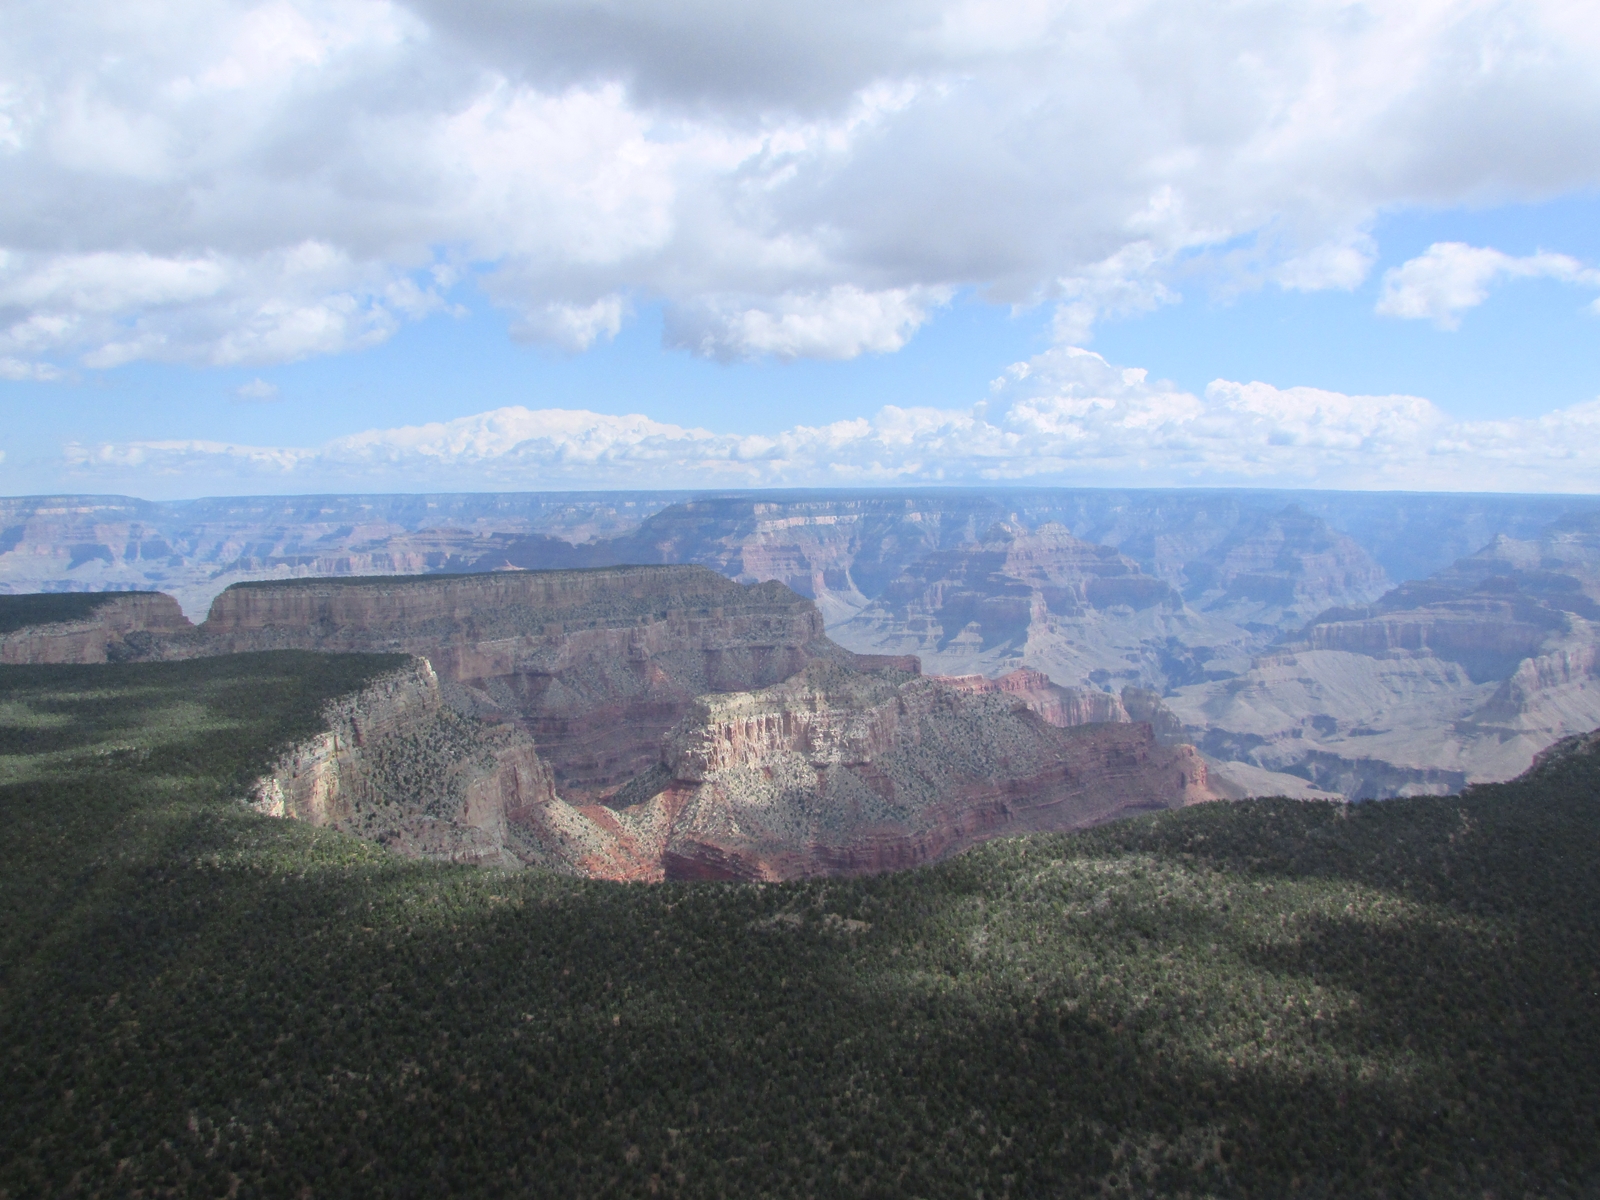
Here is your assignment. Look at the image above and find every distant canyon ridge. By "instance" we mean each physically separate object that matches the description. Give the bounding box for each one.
[5,487,1600,802]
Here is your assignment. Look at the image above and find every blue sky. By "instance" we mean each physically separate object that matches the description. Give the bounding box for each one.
[3,1,1599,497]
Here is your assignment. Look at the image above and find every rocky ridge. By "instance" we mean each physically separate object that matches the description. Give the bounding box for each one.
[568,659,1217,880]
[1165,514,1600,796]
[242,656,612,871]
[830,522,1251,690]
[0,591,193,664]
[225,573,1219,880]
[200,566,831,802]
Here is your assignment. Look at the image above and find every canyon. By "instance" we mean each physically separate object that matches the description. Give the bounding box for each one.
[1165,513,1600,795]
[6,487,1600,801]
[3,565,1214,879]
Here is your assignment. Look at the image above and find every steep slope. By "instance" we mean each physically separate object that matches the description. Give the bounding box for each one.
[1173,504,1390,629]
[1166,514,1600,796]
[241,656,617,872]
[199,566,832,802]
[0,591,194,664]
[5,489,1595,627]
[830,522,1249,689]
[587,659,1217,880]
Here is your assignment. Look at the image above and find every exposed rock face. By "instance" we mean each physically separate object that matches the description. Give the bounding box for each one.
[246,658,523,867]
[14,488,1592,627]
[581,660,1217,881]
[201,566,834,802]
[931,667,1131,727]
[831,522,1247,691]
[1173,505,1390,629]
[0,591,193,664]
[243,656,624,871]
[1165,514,1600,797]
[0,493,677,617]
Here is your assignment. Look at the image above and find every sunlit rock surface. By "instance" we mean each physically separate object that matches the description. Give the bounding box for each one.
[580,659,1218,881]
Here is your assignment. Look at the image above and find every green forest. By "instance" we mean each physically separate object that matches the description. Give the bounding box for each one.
[2,652,1597,1198]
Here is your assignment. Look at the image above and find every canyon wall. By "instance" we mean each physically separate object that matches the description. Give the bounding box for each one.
[242,656,615,871]
[585,659,1217,881]
[201,566,835,802]
[0,591,193,664]
[1166,514,1600,796]
[8,489,1595,623]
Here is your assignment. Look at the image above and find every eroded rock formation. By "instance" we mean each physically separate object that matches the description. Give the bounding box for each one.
[830,522,1248,689]
[1166,513,1600,796]
[242,656,610,870]
[201,565,831,802]
[0,591,193,664]
[576,659,1218,881]
[221,570,1219,880]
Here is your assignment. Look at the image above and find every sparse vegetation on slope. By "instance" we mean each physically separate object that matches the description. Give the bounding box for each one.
[2,654,1598,1198]
[0,592,124,635]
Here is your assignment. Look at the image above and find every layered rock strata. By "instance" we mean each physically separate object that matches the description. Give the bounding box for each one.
[930,667,1131,727]
[0,592,194,664]
[831,522,1248,690]
[1166,515,1600,796]
[582,659,1218,881]
[200,566,837,802]
[242,657,609,871]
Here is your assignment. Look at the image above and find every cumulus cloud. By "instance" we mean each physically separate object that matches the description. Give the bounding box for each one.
[1377,242,1600,329]
[2,0,1599,372]
[61,348,1600,495]
[666,285,952,361]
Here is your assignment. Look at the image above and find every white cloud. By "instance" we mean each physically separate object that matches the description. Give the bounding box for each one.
[0,0,1597,371]
[0,242,449,369]
[1377,242,1600,329]
[59,347,1600,494]
[0,356,63,381]
[668,285,952,361]
[510,295,629,352]
[233,377,280,402]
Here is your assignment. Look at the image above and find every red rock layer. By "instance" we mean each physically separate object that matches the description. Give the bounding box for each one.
[199,565,833,800]
[589,660,1217,882]
[930,667,1130,727]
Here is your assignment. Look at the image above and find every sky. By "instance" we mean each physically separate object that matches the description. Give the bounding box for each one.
[2,0,1599,499]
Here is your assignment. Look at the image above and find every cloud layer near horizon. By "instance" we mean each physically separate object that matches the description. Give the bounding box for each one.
[4,0,1600,373]
[58,349,1600,496]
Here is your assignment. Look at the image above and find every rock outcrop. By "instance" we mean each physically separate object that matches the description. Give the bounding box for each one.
[830,522,1247,690]
[1165,514,1600,797]
[218,573,1220,880]
[201,566,832,802]
[1171,505,1390,630]
[581,659,1217,881]
[0,591,193,664]
[930,667,1131,727]
[242,656,611,871]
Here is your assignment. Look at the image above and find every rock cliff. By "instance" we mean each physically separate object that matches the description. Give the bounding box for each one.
[1165,514,1600,796]
[200,566,835,802]
[0,591,193,664]
[930,667,1131,727]
[242,656,613,871]
[584,659,1218,881]
[830,522,1247,690]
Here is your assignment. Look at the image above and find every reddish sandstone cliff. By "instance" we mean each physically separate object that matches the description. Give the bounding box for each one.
[589,660,1217,881]
[203,566,832,801]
